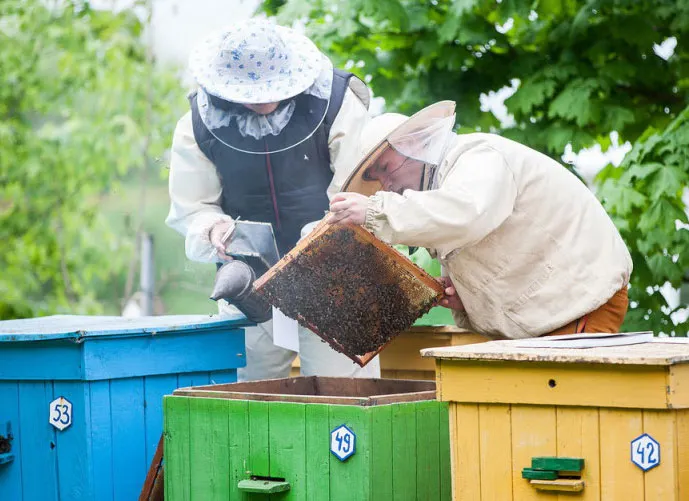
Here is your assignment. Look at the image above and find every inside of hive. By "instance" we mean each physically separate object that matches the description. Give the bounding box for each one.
[256,225,440,360]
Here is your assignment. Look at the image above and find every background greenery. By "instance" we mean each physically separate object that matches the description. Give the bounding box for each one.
[100,182,217,316]
[262,0,689,335]
[0,0,190,318]
[2,0,688,334]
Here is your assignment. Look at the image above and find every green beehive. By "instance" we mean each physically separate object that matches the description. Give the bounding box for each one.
[164,377,451,500]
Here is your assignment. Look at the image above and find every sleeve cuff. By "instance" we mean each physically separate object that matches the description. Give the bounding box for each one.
[363,194,387,237]
[185,213,234,263]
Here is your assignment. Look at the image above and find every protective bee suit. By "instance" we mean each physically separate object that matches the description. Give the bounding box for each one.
[337,101,632,339]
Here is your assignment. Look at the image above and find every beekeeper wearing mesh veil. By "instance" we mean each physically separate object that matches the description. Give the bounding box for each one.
[330,101,633,338]
[166,20,380,380]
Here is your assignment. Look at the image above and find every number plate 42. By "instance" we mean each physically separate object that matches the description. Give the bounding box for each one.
[631,433,660,471]
[49,396,73,431]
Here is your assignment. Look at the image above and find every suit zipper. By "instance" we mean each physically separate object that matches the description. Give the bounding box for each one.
[264,142,282,231]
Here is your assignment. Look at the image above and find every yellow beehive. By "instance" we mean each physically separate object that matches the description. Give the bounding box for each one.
[423,338,689,501]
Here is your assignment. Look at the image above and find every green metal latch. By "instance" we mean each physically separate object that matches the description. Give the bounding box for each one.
[531,456,584,472]
[522,456,585,493]
[521,468,558,480]
[238,477,291,494]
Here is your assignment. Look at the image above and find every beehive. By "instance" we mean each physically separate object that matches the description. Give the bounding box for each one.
[423,338,689,501]
[164,377,452,500]
[253,218,444,366]
[0,314,249,501]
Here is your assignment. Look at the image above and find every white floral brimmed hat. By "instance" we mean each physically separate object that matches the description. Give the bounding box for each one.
[189,20,331,105]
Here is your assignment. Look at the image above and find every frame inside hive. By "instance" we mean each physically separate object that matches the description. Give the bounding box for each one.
[253,217,444,367]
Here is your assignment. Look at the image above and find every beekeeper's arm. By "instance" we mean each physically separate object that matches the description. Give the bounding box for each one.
[326,86,370,199]
[364,145,518,255]
[165,112,234,263]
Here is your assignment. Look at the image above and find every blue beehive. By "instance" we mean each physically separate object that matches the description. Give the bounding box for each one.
[0,314,249,501]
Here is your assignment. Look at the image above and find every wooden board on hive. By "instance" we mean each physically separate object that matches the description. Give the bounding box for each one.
[253,217,444,367]
[173,376,437,405]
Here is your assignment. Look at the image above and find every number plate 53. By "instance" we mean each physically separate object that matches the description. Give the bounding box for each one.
[49,396,73,431]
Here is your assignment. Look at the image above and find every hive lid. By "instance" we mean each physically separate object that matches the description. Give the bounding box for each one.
[0,313,250,342]
[421,333,689,366]
[253,217,444,366]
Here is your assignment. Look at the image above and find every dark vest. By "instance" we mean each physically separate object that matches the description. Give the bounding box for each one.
[190,70,359,256]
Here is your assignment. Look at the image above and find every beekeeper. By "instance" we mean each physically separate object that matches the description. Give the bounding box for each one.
[166,20,380,379]
[329,101,633,338]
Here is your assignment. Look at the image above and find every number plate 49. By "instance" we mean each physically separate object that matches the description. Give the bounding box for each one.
[330,424,356,461]
[631,433,660,471]
[49,396,73,431]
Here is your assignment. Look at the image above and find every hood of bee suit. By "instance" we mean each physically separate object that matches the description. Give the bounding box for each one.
[341,101,456,196]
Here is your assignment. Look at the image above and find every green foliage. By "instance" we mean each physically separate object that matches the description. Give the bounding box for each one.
[262,0,689,155]
[263,0,689,333]
[596,109,689,335]
[0,0,185,319]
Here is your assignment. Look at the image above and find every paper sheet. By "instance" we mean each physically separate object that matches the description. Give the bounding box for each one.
[272,307,300,353]
[510,331,653,349]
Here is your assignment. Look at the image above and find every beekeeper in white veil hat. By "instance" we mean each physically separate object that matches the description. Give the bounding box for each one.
[166,19,380,381]
[331,101,632,340]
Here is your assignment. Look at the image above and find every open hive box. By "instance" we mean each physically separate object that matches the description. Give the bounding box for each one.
[253,217,444,367]
[173,376,436,405]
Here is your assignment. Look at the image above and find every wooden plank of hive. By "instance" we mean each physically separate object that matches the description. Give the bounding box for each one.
[253,216,444,367]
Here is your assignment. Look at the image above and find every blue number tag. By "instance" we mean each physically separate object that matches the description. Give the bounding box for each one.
[49,397,73,431]
[330,425,356,461]
[631,433,660,471]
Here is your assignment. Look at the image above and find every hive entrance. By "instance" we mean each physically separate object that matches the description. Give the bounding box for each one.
[253,219,443,366]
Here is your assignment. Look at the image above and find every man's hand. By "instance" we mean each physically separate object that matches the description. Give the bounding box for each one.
[437,276,465,311]
[209,221,234,261]
[329,192,370,225]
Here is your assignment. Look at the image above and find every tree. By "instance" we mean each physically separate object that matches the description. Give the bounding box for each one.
[596,109,689,335]
[263,0,689,334]
[0,0,185,319]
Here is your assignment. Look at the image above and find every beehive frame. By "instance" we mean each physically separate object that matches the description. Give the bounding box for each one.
[253,217,444,366]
